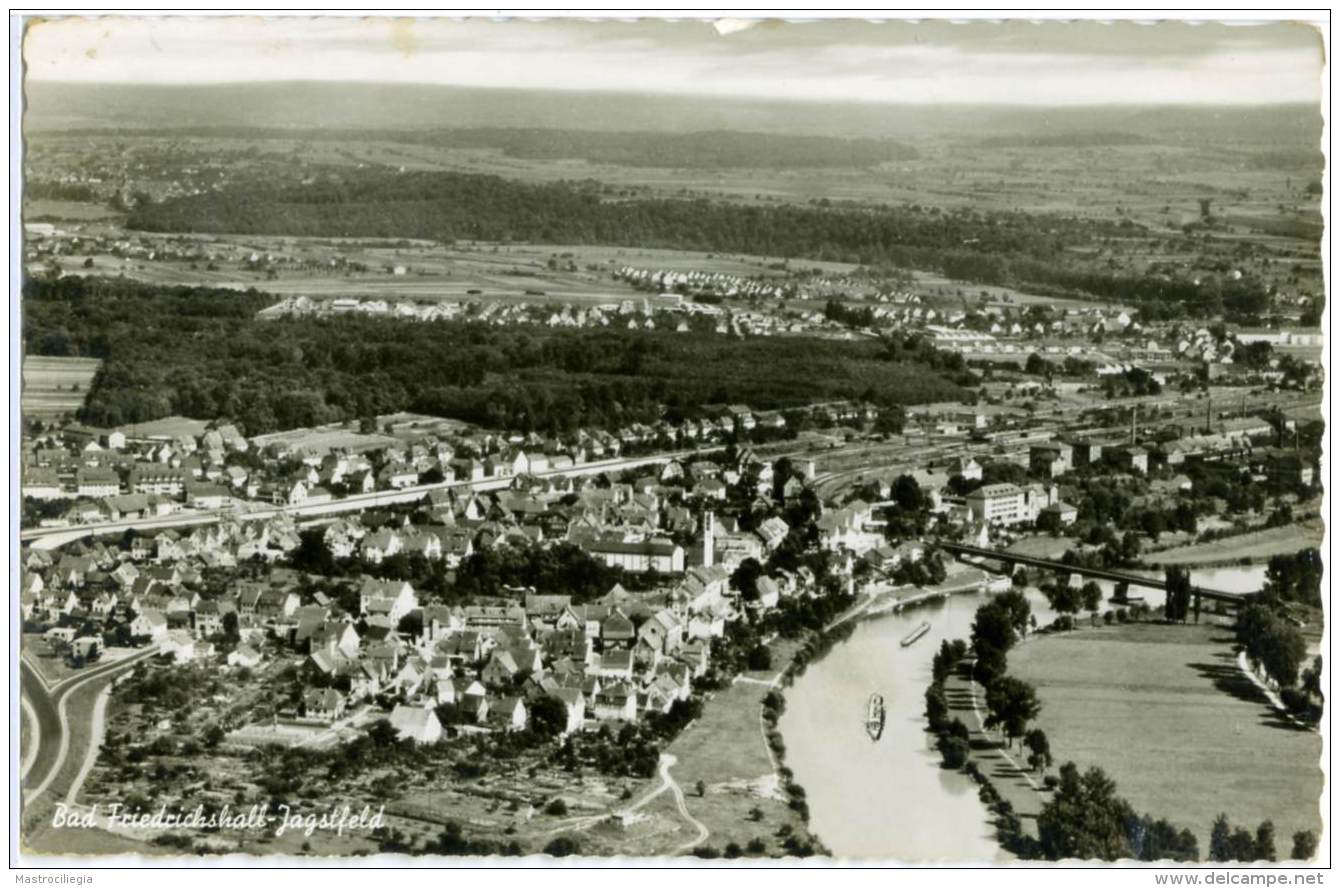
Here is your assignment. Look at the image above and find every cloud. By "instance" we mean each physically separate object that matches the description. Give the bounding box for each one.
[22,15,1325,106]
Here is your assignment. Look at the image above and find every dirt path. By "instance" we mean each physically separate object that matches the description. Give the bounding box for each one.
[660,755,710,853]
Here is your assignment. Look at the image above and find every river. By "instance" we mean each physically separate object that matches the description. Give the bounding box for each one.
[777,563,1271,861]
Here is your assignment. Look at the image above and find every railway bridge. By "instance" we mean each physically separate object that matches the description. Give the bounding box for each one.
[937,542,1255,617]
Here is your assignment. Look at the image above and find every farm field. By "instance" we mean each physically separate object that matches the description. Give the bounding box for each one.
[25,199,124,221]
[1009,622,1323,853]
[31,231,814,308]
[21,355,100,420]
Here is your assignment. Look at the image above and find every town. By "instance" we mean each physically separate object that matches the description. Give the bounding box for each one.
[16,16,1328,869]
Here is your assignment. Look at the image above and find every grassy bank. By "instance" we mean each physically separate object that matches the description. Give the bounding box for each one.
[1144,521,1325,568]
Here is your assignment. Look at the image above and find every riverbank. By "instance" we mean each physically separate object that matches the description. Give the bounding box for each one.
[829,567,1006,631]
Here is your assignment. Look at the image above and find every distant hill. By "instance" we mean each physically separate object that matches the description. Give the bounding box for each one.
[31,124,920,170]
[24,81,1323,149]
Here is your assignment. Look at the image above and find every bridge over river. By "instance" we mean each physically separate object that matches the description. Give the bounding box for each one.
[937,542,1256,612]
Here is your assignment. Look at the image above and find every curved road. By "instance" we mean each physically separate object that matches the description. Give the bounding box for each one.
[20,696,41,780]
[20,647,160,821]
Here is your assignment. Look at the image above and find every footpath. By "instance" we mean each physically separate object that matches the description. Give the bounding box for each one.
[942,666,1045,841]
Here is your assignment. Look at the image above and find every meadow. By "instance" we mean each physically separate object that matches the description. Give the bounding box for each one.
[1009,622,1323,854]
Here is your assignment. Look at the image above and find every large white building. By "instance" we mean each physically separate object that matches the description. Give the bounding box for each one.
[965,482,1052,526]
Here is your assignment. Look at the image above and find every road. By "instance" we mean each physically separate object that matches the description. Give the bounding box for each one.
[20,647,161,825]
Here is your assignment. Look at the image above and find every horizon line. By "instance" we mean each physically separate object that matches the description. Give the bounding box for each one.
[24,78,1323,110]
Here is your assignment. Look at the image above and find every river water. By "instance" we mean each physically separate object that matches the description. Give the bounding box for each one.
[777,563,1272,861]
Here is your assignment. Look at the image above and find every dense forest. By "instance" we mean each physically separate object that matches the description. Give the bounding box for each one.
[125,168,1275,315]
[23,276,971,435]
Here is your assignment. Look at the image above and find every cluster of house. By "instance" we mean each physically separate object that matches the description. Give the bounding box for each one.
[20,494,818,745]
[294,569,769,742]
[255,287,847,341]
[23,421,253,523]
[612,264,917,307]
[25,390,891,529]
[315,447,804,576]
[20,515,304,661]
[615,266,795,301]
[24,226,221,265]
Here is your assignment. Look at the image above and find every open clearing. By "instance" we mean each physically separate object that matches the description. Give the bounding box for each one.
[1010,622,1323,853]
[663,669,808,855]
[22,355,100,419]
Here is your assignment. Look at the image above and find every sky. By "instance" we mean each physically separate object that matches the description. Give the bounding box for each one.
[22,15,1327,106]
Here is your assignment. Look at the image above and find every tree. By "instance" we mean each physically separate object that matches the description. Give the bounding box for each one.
[994,589,1032,637]
[1024,728,1053,774]
[1254,820,1277,862]
[1120,531,1142,562]
[1164,566,1193,623]
[983,676,1041,748]
[873,406,906,437]
[543,836,580,857]
[1226,827,1257,862]
[890,474,925,512]
[731,558,764,602]
[1044,581,1083,617]
[938,734,971,770]
[1236,603,1307,687]
[1036,509,1063,535]
[1080,582,1103,621]
[1130,815,1199,862]
[1037,763,1136,861]
[1140,509,1166,540]
[925,684,950,731]
[1025,352,1054,378]
[528,695,569,741]
[971,599,1017,658]
[970,598,1017,684]
[1291,830,1318,861]
[1209,813,1232,862]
